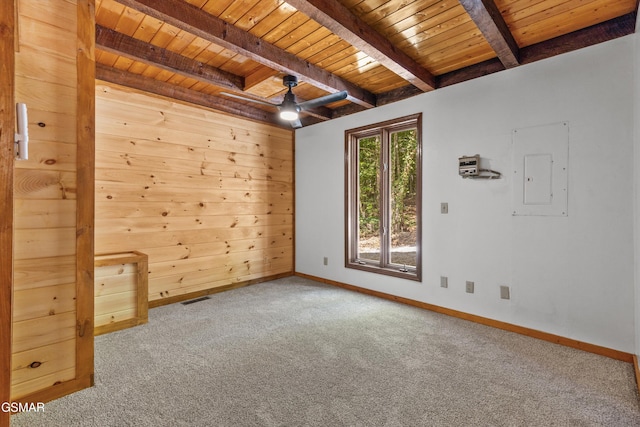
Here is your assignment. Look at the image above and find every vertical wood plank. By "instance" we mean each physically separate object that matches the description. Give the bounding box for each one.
[0,1,15,424]
[76,0,96,387]
[136,252,148,324]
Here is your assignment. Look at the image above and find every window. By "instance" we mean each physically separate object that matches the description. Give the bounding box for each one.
[345,113,422,281]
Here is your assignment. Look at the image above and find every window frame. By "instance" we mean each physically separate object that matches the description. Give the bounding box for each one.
[344,113,422,281]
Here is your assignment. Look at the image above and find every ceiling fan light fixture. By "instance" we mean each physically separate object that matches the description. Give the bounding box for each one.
[279,109,299,121]
[279,86,300,121]
[222,75,346,127]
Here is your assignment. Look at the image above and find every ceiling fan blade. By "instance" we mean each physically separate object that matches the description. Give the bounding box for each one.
[219,92,277,108]
[290,118,303,129]
[297,91,348,111]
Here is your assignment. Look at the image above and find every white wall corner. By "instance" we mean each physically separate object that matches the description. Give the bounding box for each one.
[633,32,640,357]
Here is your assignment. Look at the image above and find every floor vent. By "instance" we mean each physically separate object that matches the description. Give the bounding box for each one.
[181,296,211,305]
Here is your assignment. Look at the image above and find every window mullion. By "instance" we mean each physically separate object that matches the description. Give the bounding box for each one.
[380,129,390,268]
[350,135,360,265]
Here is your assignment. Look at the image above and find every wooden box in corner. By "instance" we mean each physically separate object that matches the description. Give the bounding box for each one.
[94,251,149,335]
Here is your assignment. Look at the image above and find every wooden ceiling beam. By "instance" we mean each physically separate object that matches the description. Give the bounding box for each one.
[332,84,426,118]
[96,26,332,122]
[436,58,504,88]
[112,0,377,108]
[96,63,288,128]
[331,102,367,119]
[519,11,637,65]
[459,0,519,68]
[376,85,424,106]
[302,104,334,121]
[96,25,244,92]
[354,11,638,110]
[438,12,637,88]
[284,0,436,91]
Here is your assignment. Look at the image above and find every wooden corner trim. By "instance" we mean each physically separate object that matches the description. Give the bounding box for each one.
[0,1,14,426]
[634,355,640,396]
[295,272,634,363]
[75,0,96,390]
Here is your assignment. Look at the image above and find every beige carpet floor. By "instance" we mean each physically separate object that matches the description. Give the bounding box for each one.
[12,276,640,426]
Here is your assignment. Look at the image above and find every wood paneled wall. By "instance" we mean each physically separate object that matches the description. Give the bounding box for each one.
[95,83,294,305]
[11,0,94,403]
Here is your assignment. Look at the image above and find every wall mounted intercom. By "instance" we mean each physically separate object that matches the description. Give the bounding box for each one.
[458,155,480,177]
[458,154,500,179]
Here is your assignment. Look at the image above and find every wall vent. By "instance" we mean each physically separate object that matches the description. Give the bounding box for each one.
[181,296,211,305]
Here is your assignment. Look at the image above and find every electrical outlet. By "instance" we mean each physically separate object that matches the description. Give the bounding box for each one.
[440,202,448,214]
[323,257,328,266]
[466,281,474,293]
[440,276,448,288]
[500,285,510,300]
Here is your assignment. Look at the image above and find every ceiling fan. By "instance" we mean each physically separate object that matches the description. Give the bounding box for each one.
[222,75,348,129]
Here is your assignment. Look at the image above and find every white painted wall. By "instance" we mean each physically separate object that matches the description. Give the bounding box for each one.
[296,35,636,353]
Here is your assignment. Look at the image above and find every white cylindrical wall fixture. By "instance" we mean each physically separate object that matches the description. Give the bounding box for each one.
[15,102,28,160]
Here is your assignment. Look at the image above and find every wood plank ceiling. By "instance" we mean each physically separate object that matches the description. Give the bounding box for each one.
[95,0,638,129]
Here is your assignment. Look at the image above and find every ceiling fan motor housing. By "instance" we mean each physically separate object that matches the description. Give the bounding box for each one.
[283,75,298,88]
